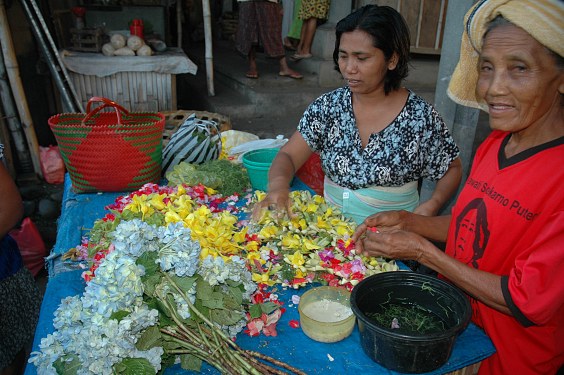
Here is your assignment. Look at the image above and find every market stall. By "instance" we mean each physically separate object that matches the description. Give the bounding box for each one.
[60,48,197,112]
[24,172,495,375]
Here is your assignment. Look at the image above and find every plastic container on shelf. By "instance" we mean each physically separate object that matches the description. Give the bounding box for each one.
[130,19,144,39]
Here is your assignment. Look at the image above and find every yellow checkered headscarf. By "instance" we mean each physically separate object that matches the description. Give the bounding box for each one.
[447,0,564,109]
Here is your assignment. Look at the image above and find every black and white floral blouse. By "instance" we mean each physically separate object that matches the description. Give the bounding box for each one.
[298,87,460,190]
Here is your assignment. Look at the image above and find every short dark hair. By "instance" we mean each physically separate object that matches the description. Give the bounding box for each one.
[333,5,411,95]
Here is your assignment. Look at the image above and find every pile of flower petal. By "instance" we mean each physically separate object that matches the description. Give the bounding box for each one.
[245,190,399,291]
[31,183,398,375]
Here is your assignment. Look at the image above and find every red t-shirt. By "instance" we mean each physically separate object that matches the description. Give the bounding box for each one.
[445,131,564,374]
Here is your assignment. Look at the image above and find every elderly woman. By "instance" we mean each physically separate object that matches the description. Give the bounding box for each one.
[352,1,563,374]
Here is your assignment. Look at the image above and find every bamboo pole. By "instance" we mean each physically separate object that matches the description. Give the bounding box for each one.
[0,109,16,177]
[202,0,215,96]
[0,47,32,174]
[26,0,83,112]
[0,0,41,177]
[20,0,79,113]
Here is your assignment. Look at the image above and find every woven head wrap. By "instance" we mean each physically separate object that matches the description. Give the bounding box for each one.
[447,0,564,109]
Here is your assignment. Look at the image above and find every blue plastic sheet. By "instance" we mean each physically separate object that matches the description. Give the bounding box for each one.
[25,175,495,374]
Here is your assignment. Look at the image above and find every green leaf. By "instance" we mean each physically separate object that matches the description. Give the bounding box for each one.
[249,304,263,319]
[260,302,280,315]
[227,285,243,306]
[196,280,213,300]
[109,310,130,322]
[201,291,224,309]
[136,325,162,350]
[53,354,80,375]
[180,354,203,372]
[114,358,156,375]
[137,251,159,276]
[211,308,245,326]
[169,274,197,293]
[143,273,162,297]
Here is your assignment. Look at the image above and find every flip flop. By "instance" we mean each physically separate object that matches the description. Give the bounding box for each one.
[290,53,312,61]
[279,72,303,80]
[245,72,259,79]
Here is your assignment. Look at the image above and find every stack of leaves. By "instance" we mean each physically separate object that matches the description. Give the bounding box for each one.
[166,159,250,196]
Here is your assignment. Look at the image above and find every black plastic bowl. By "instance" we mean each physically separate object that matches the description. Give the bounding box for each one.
[350,272,471,373]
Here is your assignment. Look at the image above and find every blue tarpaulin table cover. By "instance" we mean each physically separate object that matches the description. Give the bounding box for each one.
[25,175,495,375]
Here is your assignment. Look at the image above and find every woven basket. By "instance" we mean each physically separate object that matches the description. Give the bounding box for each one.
[48,97,165,193]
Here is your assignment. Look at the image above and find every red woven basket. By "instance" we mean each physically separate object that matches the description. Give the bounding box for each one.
[48,97,165,193]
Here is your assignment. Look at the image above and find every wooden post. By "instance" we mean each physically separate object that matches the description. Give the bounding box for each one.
[419,0,480,213]
[177,0,182,48]
[202,0,215,96]
[0,0,42,177]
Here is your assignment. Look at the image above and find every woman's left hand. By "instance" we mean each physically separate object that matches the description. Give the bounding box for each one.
[358,228,428,262]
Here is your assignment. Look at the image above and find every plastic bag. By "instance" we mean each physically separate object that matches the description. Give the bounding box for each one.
[296,153,325,196]
[162,113,222,175]
[40,145,65,184]
[231,135,288,162]
[221,130,259,155]
[9,217,47,277]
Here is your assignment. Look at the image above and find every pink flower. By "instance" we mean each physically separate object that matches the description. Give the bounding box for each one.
[318,249,334,262]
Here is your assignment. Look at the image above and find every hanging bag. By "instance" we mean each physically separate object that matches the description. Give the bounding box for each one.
[48,97,165,193]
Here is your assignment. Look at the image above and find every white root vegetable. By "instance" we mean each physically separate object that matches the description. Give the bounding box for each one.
[113,47,135,56]
[110,33,126,49]
[136,44,153,56]
[126,35,144,51]
[101,43,115,56]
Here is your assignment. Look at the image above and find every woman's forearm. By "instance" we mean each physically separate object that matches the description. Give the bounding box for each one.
[0,164,23,237]
[267,151,296,192]
[405,213,452,242]
[417,157,462,215]
[422,244,510,314]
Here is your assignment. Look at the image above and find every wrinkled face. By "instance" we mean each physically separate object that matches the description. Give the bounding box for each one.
[337,29,397,94]
[476,24,564,133]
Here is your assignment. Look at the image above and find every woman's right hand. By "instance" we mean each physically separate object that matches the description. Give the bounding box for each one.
[352,210,410,241]
[250,187,293,222]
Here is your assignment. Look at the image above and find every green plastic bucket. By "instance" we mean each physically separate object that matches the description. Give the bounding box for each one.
[242,148,279,191]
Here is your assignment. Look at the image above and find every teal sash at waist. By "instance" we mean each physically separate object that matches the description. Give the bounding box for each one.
[323,176,419,224]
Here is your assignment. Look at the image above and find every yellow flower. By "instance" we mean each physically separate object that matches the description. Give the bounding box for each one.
[281,233,301,249]
[164,211,183,224]
[255,191,267,202]
[306,202,319,213]
[286,250,305,267]
[149,193,167,210]
[259,224,279,240]
[302,238,321,251]
[247,251,264,265]
[232,226,248,243]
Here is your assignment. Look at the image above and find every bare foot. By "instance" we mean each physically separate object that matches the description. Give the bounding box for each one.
[279,69,303,79]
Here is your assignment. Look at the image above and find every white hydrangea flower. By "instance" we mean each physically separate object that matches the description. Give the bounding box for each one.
[156,222,201,277]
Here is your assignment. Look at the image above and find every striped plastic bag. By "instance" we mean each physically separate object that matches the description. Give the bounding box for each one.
[161,113,222,175]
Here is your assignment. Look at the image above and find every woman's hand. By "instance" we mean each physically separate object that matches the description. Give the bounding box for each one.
[358,228,429,262]
[352,210,411,255]
[250,187,293,221]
